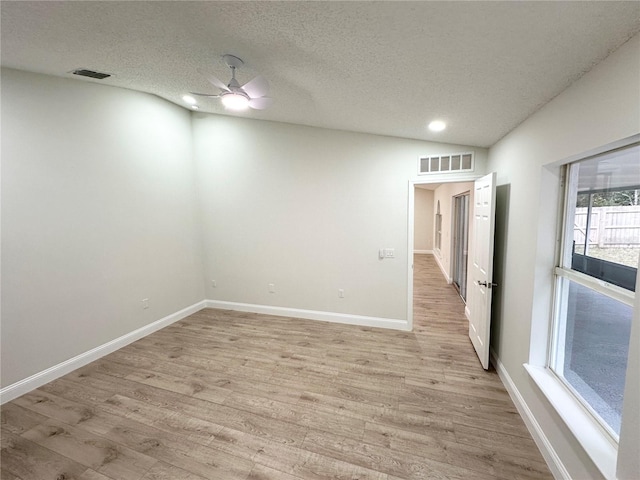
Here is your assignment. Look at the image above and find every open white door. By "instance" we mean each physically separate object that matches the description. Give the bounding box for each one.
[468,172,497,369]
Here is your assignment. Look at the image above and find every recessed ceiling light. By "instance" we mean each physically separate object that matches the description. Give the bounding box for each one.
[182,94,197,105]
[428,120,446,132]
[191,105,199,110]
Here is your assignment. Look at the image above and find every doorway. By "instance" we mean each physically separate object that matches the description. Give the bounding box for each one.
[452,193,470,302]
[407,174,481,331]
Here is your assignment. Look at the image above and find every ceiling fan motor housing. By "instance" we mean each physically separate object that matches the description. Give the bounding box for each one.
[222,54,244,69]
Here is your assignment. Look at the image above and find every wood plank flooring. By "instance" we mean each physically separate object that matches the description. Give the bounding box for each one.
[1,254,553,479]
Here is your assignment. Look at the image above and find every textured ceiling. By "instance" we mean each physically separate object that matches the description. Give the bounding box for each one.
[2,1,639,147]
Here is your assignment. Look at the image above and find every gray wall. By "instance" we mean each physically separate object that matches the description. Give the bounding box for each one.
[191,113,486,321]
[1,69,205,387]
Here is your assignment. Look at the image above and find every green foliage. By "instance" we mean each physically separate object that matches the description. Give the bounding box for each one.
[577,190,640,207]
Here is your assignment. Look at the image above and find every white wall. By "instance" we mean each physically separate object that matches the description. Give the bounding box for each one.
[192,114,487,322]
[433,182,474,282]
[487,34,640,479]
[0,68,488,389]
[414,188,434,252]
[1,69,205,387]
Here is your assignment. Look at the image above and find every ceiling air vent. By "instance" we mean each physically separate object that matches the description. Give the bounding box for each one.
[418,152,474,175]
[71,69,111,80]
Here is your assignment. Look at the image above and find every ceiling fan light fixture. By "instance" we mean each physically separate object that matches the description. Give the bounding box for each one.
[191,55,271,111]
[221,92,250,110]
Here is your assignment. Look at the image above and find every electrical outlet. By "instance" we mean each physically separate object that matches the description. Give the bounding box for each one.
[338,289,345,298]
[142,298,149,309]
[268,283,275,293]
[211,280,217,288]
[384,248,395,258]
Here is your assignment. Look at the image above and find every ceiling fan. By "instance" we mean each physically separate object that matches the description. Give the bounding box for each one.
[192,54,273,111]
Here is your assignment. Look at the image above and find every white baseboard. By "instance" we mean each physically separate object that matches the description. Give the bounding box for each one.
[0,300,207,405]
[433,252,451,283]
[464,305,471,321]
[490,349,569,480]
[206,300,410,332]
[414,249,434,255]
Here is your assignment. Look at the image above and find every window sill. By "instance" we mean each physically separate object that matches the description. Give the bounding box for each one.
[524,364,617,480]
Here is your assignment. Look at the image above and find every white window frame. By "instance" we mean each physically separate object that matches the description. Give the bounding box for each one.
[550,159,635,441]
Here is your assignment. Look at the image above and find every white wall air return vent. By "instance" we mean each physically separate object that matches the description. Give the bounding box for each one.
[418,152,474,175]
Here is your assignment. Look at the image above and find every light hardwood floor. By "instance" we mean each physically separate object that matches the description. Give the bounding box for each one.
[1,254,553,479]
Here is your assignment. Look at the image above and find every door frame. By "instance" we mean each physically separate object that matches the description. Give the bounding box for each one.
[407,173,482,331]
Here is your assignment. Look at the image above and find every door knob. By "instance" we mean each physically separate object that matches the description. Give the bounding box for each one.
[477,281,498,288]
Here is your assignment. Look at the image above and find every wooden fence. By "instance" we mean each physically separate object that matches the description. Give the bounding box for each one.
[574,206,640,247]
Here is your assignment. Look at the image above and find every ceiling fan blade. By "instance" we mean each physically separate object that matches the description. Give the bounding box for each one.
[190,92,221,98]
[207,74,230,92]
[242,75,269,99]
[249,97,273,110]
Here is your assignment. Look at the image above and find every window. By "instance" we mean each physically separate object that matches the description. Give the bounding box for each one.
[551,143,639,439]
[435,201,442,252]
